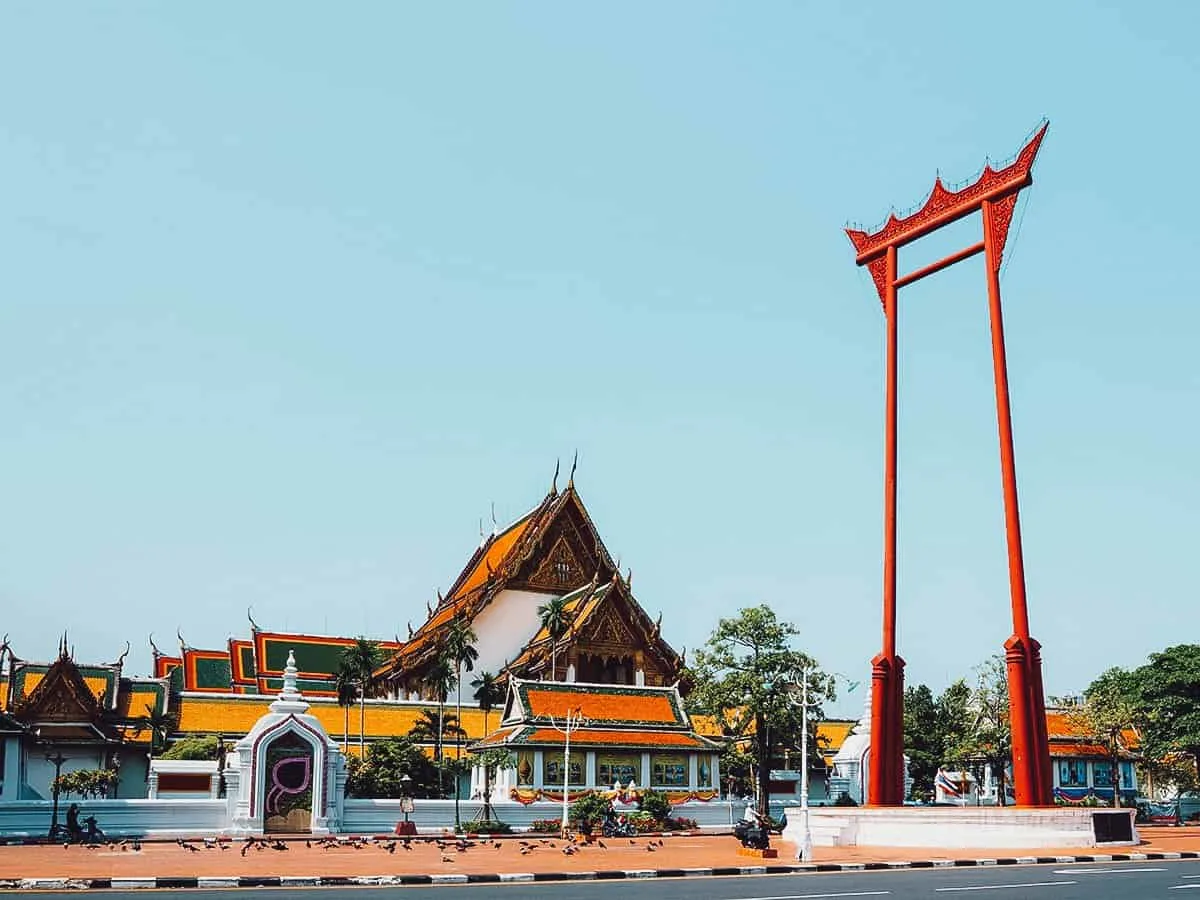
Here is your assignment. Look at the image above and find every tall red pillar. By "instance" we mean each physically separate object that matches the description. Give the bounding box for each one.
[847,123,1054,808]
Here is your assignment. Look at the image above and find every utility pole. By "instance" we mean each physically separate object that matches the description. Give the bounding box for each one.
[547,706,587,839]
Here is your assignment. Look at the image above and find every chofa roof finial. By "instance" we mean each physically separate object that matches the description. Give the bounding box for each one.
[148,633,161,658]
[407,621,414,640]
[247,607,261,633]
[114,641,131,669]
[177,627,189,653]
[568,450,578,487]
[551,458,560,496]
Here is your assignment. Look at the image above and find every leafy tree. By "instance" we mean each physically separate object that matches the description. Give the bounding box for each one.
[345,736,441,799]
[444,616,479,763]
[161,734,220,760]
[569,792,611,835]
[1068,667,1141,807]
[950,655,1011,805]
[903,684,939,800]
[470,748,514,822]
[341,638,385,754]
[132,705,178,755]
[421,654,457,796]
[686,605,830,814]
[54,768,120,799]
[472,671,504,737]
[638,788,672,824]
[935,679,973,765]
[334,662,358,752]
[537,596,571,680]
[408,709,467,748]
[1133,645,1200,791]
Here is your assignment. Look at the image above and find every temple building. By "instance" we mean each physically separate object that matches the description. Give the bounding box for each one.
[380,479,684,697]
[469,678,722,802]
[0,638,170,800]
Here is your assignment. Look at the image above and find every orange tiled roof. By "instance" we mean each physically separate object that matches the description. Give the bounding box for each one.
[519,727,715,749]
[523,686,680,726]
[1045,709,1138,747]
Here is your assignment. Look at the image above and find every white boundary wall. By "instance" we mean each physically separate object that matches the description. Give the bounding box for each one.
[0,799,227,839]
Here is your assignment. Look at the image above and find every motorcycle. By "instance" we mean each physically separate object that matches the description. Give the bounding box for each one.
[733,816,771,850]
[602,815,636,838]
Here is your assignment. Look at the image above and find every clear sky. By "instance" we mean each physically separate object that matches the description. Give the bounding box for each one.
[2,2,1197,718]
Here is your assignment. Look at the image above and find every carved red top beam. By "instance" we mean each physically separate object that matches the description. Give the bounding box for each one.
[846,122,1048,303]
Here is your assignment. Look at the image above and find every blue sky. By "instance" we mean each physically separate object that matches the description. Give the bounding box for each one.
[2,2,1197,717]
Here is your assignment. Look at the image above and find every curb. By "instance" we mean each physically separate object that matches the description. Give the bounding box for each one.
[2,851,1197,890]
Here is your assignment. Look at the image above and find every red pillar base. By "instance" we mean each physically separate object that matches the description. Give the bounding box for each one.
[1005,635,1053,806]
[868,652,906,806]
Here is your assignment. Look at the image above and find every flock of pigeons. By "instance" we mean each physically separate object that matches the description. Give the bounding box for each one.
[63,833,672,863]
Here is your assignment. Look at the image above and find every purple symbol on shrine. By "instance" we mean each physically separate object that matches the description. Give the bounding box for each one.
[266,755,312,814]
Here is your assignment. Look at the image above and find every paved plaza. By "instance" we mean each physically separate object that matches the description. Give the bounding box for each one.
[0,827,1197,882]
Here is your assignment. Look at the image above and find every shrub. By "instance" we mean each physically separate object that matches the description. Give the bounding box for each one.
[463,820,512,834]
[627,810,658,833]
[529,818,562,834]
[54,769,120,799]
[665,815,698,831]
[161,735,221,761]
[570,793,613,835]
[638,789,672,824]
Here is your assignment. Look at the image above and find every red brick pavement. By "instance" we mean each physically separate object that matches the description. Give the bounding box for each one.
[0,827,1196,880]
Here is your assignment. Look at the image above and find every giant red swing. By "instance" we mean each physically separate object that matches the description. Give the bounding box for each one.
[846,122,1054,807]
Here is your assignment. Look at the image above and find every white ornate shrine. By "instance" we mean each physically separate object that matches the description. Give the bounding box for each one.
[223,651,346,836]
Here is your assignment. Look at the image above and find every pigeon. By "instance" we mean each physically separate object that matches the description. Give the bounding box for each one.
[647,844,656,852]
[441,855,454,863]
[306,840,312,848]
[386,843,396,854]
[657,838,664,847]
[597,840,607,849]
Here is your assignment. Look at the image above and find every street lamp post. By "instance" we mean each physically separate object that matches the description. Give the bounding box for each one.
[45,751,67,839]
[797,669,813,863]
[547,707,586,840]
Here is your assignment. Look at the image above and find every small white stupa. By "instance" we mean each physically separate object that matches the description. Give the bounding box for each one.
[224,650,346,836]
[830,693,912,805]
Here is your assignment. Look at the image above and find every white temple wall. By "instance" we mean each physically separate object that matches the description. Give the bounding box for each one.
[470,590,557,677]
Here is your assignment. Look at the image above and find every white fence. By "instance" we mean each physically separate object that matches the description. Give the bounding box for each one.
[0,799,228,839]
[0,798,748,838]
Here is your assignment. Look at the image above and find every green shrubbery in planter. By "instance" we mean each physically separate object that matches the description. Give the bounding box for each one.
[462,820,512,834]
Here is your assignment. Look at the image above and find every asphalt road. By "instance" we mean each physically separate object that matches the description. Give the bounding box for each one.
[11,859,1200,898]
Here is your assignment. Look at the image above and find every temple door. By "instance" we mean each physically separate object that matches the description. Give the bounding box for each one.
[263,733,315,833]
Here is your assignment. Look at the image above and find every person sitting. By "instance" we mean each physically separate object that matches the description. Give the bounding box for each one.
[83,815,105,844]
[65,804,84,843]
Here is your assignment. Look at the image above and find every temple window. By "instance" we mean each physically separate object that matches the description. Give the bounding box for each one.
[543,752,584,787]
[1058,759,1087,787]
[651,753,688,788]
[597,753,640,787]
[1092,760,1114,787]
[699,756,714,788]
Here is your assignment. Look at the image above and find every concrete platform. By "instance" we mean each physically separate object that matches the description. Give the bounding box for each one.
[783,805,1138,849]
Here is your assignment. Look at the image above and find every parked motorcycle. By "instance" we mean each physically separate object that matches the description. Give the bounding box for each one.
[733,816,771,850]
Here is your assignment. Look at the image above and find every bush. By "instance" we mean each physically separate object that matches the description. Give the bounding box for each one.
[529,818,562,834]
[665,815,698,831]
[570,793,613,835]
[345,737,442,799]
[54,769,120,799]
[161,735,221,760]
[463,820,512,834]
[638,789,672,824]
[627,811,658,833]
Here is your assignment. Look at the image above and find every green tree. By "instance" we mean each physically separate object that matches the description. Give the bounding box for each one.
[950,656,1011,805]
[423,653,457,796]
[341,638,385,754]
[537,596,571,680]
[935,679,973,767]
[470,748,515,822]
[132,705,178,755]
[1067,667,1141,807]
[1133,645,1200,791]
[408,708,467,749]
[160,734,220,760]
[444,616,479,763]
[346,736,441,799]
[334,662,358,752]
[472,671,504,737]
[686,605,831,814]
[903,684,939,801]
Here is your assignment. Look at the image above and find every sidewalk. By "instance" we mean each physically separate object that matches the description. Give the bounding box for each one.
[1,827,1197,887]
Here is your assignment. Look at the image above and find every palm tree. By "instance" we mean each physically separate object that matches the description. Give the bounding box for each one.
[444,616,479,762]
[334,662,358,751]
[471,671,504,737]
[408,709,466,746]
[423,653,457,796]
[133,706,178,755]
[537,597,571,680]
[341,638,384,754]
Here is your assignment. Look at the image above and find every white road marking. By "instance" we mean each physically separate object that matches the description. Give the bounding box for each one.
[935,883,1076,893]
[1052,867,1166,874]
[1168,886,1200,891]
[725,892,891,900]
[1182,874,1200,879]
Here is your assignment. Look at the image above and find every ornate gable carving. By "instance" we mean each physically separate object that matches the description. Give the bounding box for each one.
[14,658,101,724]
[586,606,636,649]
[526,536,586,592]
